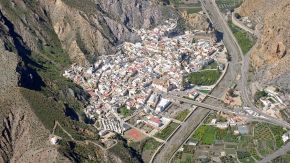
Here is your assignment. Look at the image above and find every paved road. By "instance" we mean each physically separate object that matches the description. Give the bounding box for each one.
[152,74,238,163]
[164,94,236,114]
[201,1,290,162]
[152,1,244,162]
[258,141,290,163]
[152,107,210,163]
[165,94,290,126]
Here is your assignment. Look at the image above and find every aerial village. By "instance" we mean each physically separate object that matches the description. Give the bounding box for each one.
[255,86,290,120]
[63,19,229,140]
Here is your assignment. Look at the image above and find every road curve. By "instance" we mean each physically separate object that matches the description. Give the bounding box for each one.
[152,1,243,162]
[203,1,290,162]
[258,142,290,163]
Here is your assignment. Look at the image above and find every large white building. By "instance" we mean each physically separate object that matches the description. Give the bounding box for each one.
[155,98,171,113]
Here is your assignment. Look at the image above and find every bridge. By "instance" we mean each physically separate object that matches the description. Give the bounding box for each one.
[162,93,290,129]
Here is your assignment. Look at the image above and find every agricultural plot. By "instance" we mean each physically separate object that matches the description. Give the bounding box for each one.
[178,3,202,14]
[173,150,195,163]
[173,121,286,163]
[192,125,216,145]
[155,122,179,140]
[216,0,243,13]
[186,69,221,86]
[192,125,238,145]
[170,0,202,14]
[253,123,276,157]
[268,124,286,148]
[228,21,255,54]
[174,109,190,122]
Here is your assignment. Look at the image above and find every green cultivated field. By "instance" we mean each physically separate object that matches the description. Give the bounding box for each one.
[186,69,221,86]
[175,122,286,163]
[268,124,286,148]
[253,123,276,156]
[155,122,179,140]
[192,125,238,145]
[169,0,202,14]
[228,21,255,54]
[216,0,243,13]
[175,109,190,122]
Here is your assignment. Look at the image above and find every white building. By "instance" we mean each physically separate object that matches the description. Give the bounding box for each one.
[188,91,199,100]
[155,98,171,113]
[50,136,59,145]
[282,133,289,142]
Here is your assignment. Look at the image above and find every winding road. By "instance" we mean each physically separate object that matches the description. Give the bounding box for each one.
[197,0,290,162]
[152,0,290,162]
[152,0,243,162]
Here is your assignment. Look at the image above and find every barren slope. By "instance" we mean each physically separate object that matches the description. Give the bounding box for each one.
[239,0,290,88]
[0,44,70,163]
[0,0,178,162]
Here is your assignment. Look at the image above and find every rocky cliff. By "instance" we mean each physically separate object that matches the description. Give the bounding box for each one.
[239,0,290,88]
[0,0,176,65]
[181,11,211,32]
[0,43,69,163]
[0,0,179,162]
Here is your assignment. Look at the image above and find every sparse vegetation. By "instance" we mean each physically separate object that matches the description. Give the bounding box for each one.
[58,140,102,163]
[175,109,190,122]
[155,122,179,140]
[21,88,97,141]
[62,0,97,13]
[109,141,142,163]
[228,21,255,54]
[54,126,72,140]
[143,138,161,150]
[129,138,161,162]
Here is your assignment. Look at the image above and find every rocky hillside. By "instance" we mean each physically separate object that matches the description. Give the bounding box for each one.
[0,0,176,65]
[0,43,69,162]
[239,0,290,89]
[0,0,180,162]
[181,11,211,32]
